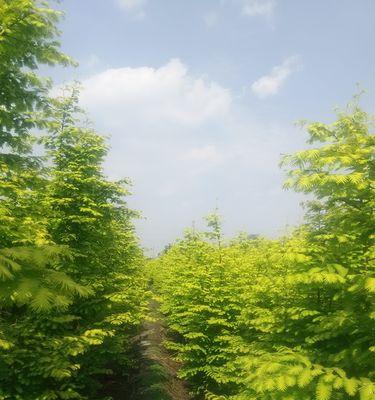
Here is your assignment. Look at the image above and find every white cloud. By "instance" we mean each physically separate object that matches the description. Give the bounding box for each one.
[115,0,146,18]
[183,145,222,163]
[242,0,276,17]
[251,56,301,98]
[181,145,224,177]
[80,59,232,126]
[69,59,305,251]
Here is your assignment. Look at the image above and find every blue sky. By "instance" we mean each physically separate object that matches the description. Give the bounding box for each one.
[49,0,375,253]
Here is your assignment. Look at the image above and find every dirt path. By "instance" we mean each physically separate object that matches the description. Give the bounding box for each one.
[133,300,191,399]
[102,300,190,399]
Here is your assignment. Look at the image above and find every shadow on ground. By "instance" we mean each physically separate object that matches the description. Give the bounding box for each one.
[101,300,190,400]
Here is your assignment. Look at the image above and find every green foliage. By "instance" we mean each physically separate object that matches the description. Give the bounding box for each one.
[1,2,373,398]
[0,2,146,398]
[0,0,73,153]
[149,103,375,399]
[0,245,91,312]
[0,85,147,399]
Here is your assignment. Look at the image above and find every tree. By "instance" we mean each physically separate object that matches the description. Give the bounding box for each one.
[0,3,145,398]
[150,101,375,400]
[0,0,73,244]
[41,86,146,396]
[233,102,375,399]
[0,0,77,300]
[0,0,72,153]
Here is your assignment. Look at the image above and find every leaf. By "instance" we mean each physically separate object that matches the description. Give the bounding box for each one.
[316,378,332,400]
[364,277,375,293]
[344,378,359,396]
[359,382,375,400]
[298,369,313,387]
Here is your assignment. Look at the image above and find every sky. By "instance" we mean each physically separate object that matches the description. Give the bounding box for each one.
[48,0,375,253]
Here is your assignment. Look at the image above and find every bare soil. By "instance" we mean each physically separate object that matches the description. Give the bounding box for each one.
[101,300,190,400]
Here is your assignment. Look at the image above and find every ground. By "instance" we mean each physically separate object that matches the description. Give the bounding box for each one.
[102,300,190,400]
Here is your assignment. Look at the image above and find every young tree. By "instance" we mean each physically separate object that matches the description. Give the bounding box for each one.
[0,0,73,244]
[151,102,374,400]
[232,103,375,400]
[0,2,145,398]
[0,0,76,292]
[0,0,72,153]
[42,87,146,396]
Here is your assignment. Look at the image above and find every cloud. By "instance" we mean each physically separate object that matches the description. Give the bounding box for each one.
[242,0,276,18]
[251,56,301,98]
[180,145,225,178]
[183,145,221,163]
[80,59,232,126]
[115,0,146,18]
[72,59,305,252]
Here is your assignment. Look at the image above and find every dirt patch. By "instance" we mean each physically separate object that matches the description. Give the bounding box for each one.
[133,300,191,400]
[102,300,190,400]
